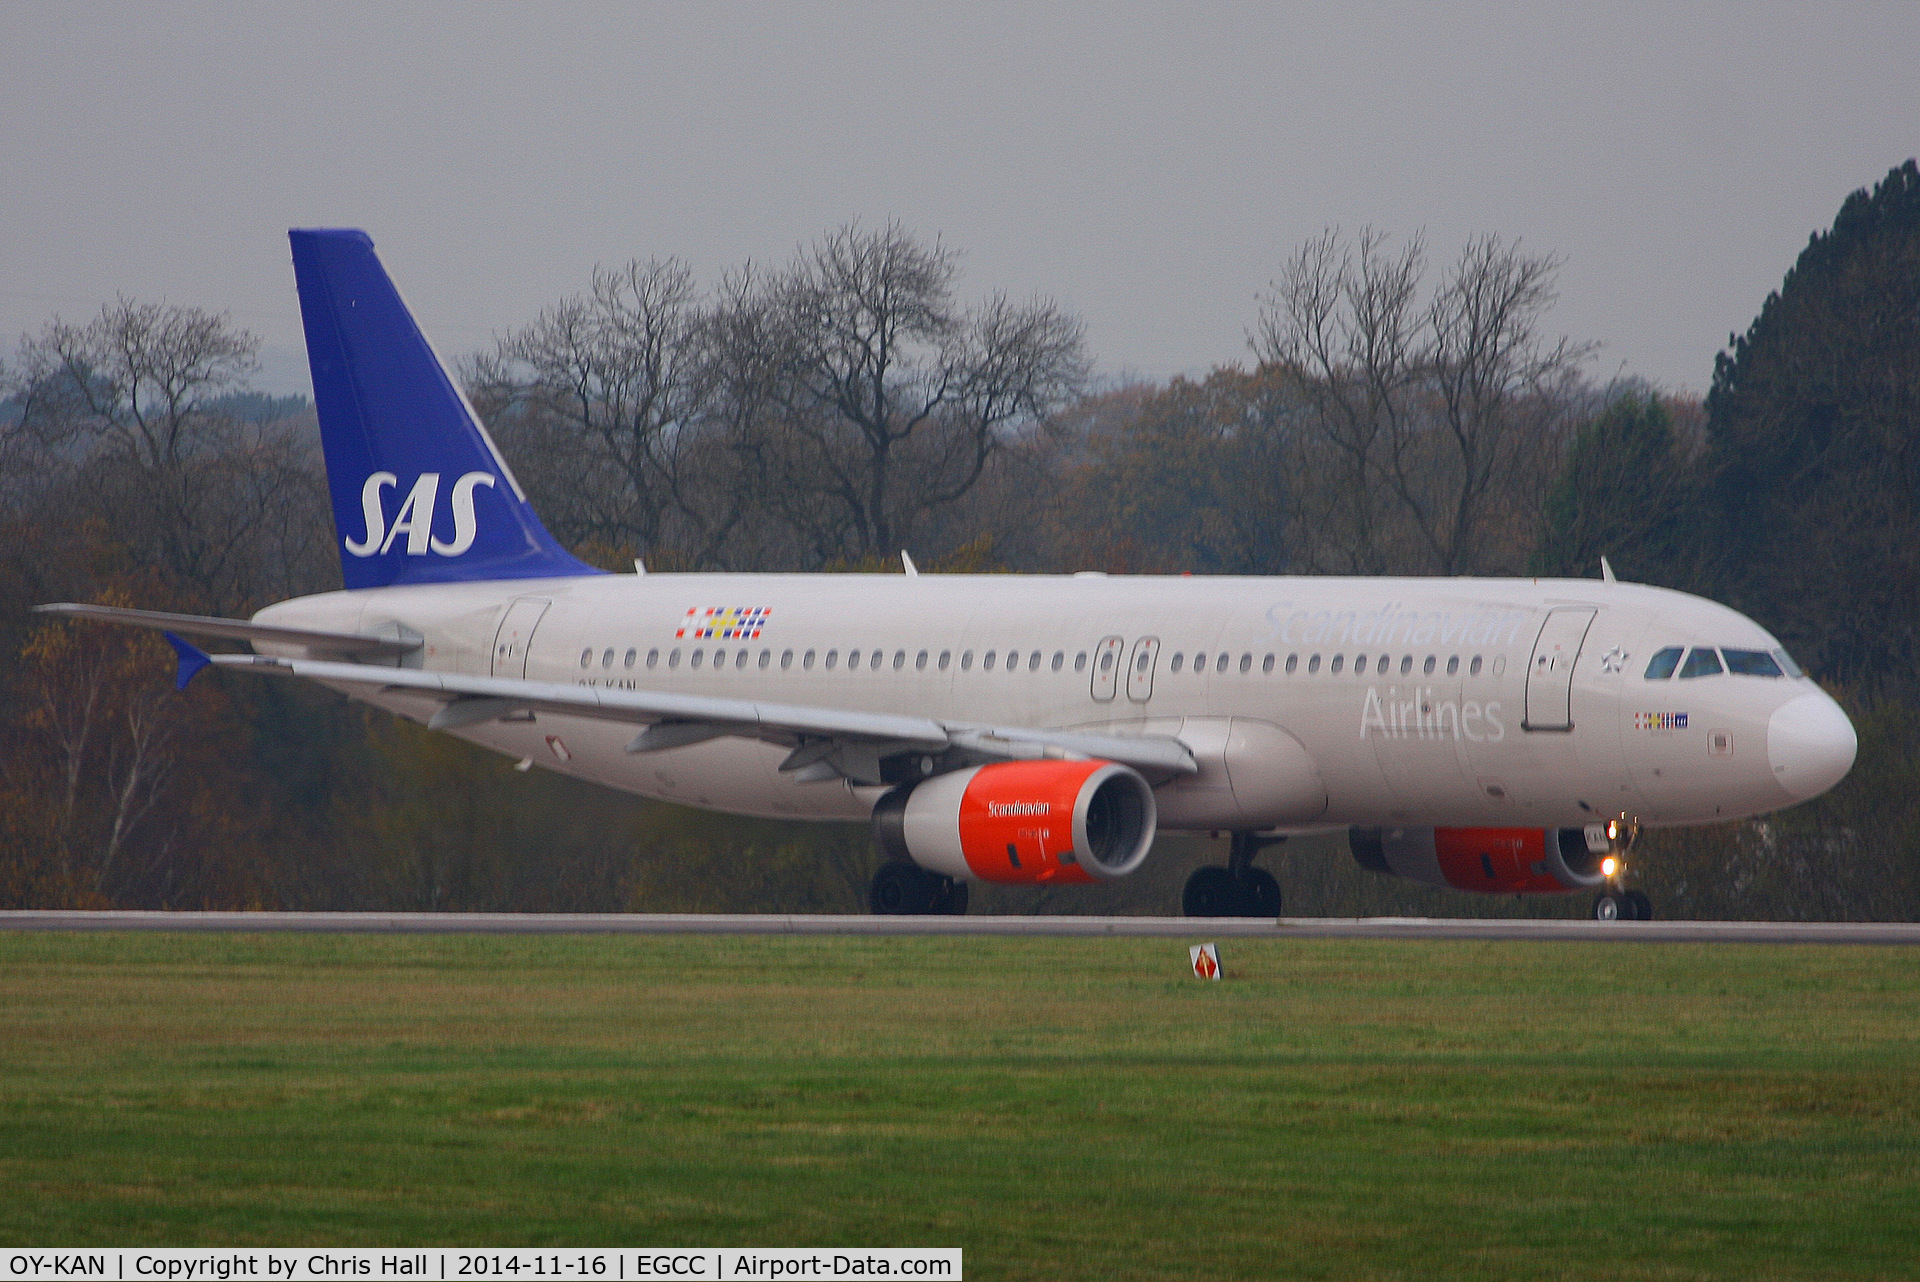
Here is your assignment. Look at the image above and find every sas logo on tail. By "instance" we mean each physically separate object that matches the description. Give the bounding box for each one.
[344,471,496,558]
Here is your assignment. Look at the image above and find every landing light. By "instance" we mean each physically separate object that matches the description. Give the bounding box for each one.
[1601,856,1619,878]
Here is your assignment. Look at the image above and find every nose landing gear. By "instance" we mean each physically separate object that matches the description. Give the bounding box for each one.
[1183,832,1285,918]
[1590,816,1652,921]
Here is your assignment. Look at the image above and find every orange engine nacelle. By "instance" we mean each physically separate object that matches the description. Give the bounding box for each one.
[1349,826,1608,894]
[873,760,1157,885]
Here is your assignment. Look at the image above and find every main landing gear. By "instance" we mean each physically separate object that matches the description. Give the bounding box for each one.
[1183,832,1284,918]
[868,862,969,916]
[1589,816,1653,921]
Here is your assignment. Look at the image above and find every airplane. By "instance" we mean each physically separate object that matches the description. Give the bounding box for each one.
[38,229,1860,920]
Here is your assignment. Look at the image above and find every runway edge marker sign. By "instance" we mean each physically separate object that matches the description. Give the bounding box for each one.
[1190,942,1222,980]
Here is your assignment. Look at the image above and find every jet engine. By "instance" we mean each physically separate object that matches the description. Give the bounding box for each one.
[873,760,1156,884]
[1349,825,1607,894]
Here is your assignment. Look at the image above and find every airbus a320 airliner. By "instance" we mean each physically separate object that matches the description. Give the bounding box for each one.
[40,230,1860,919]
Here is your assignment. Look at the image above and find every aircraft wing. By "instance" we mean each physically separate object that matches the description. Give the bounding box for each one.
[209,652,1200,782]
[33,603,421,659]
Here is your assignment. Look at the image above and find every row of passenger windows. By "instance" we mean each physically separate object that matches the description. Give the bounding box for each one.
[577,644,1502,679]
[1644,646,1802,680]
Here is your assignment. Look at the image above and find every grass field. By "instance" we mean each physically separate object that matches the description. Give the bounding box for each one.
[1,932,1917,1280]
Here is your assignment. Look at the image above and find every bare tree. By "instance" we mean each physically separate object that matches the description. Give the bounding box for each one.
[489,258,706,555]
[1254,229,1588,575]
[769,222,1087,559]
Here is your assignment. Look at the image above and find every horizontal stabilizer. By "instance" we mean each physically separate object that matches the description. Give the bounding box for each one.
[34,603,421,658]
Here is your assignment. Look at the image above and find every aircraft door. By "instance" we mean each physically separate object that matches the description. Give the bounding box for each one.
[1523,607,1596,731]
[1126,636,1161,703]
[1090,635,1123,702]
[491,597,550,678]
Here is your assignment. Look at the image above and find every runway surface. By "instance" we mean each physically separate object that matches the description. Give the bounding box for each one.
[3,911,1918,944]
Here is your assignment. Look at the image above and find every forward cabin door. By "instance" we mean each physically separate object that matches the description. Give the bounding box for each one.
[491,597,551,678]
[1523,607,1596,731]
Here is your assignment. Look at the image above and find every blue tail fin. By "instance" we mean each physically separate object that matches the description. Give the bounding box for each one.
[290,228,598,589]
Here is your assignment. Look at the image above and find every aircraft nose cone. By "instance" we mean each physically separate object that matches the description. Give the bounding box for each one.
[1768,693,1857,802]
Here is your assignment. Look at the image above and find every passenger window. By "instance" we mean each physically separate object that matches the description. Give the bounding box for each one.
[759,649,771,669]
[599,648,613,669]
[1074,652,1087,672]
[1263,654,1274,674]
[691,650,704,669]
[1098,651,1112,672]
[1446,655,1458,675]
[1308,654,1321,674]
[1029,652,1042,672]
[1469,655,1481,676]
[780,649,793,670]
[1194,652,1206,673]
[625,648,637,669]
[1423,656,1435,675]
[963,650,976,671]
[669,648,681,669]
[871,651,883,670]
[984,651,997,671]
[894,650,906,670]
[1723,648,1783,677]
[1286,654,1298,674]
[1644,646,1683,679]
[803,649,815,670]
[1399,655,1412,675]
[1331,655,1345,674]
[737,650,749,670]
[844,650,858,669]
[1216,654,1229,674]
[1355,654,1367,672]
[916,650,928,670]
[825,650,838,670]
[1376,656,1389,675]
[1170,653,1184,673]
[579,649,592,669]
[1239,653,1252,674]
[647,649,659,669]
[939,650,952,670]
[1678,647,1724,679]
[1051,652,1063,672]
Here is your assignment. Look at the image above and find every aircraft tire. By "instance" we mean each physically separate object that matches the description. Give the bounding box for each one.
[1239,867,1282,917]
[870,863,937,915]
[1183,866,1239,917]
[1626,890,1653,921]
[1592,893,1623,921]
[934,878,970,916]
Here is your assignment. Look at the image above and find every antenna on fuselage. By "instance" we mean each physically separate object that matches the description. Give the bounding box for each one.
[634,558,647,575]
[1600,556,1617,583]
[901,550,919,577]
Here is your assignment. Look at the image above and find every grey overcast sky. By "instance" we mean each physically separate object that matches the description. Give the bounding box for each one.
[2,2,1915,398]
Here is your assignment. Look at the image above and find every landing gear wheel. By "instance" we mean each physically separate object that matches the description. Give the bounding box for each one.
[1592,893,1623,921]
[1239,867,1282,917]
[1626,890,1652,921]
[869,863,935,915]
[1183,866,1239,917]
[932,878,970,916]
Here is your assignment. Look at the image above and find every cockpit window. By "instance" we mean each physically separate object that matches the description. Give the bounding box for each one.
[1723,648,1784,677]
[1644,646,1683,679]
[1678,647,1725,679]
[1774,648,1805,678]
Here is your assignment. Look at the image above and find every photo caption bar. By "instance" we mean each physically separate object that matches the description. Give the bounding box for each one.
[1,1252,960,1282]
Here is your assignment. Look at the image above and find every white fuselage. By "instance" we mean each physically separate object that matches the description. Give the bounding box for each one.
[255,571,1850,833]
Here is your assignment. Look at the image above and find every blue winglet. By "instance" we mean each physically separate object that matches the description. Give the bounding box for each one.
[164,632,212,690]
